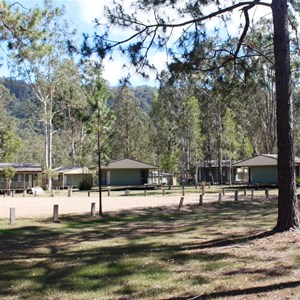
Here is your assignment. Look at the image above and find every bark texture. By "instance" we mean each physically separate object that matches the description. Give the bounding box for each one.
[272,0,299,231]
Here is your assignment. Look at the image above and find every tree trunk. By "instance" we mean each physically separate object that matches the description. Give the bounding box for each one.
[216,104,223,185]
[98,129,103,216]
[272,0,299,231]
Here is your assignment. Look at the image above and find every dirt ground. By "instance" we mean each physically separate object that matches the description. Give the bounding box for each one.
[0,190,212,219]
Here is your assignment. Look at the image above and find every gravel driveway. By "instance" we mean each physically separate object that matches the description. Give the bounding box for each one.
[0,191,206,219]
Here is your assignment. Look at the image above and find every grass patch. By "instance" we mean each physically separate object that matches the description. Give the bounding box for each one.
[1,198,300,299]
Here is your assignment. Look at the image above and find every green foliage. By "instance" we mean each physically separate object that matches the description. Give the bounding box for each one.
[151,72,204,174]
[86,79,116,163]
[110,86,152,161]
[44,168,58,181]
[0,131,22,162]
[3,166,16,180]
[78,178,92,191]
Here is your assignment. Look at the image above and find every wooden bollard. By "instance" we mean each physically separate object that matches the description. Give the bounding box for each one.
[108,188,111,196]
[163,188,165,196]
[219,193,222,203]
[222,188,225,196]
[265,188,269,199]
[244,189,247,196]
[10,208,16,225]
[144,189,147,196]
[182,186,185,196]
[251,189,254,201]
[199,194,203,206]
[178,196,184,211]
[51,190,55,197]
[53,204,59,222]
[91,202,96,216]
[88,191,90,197]
[201,184,205,195]
[234,190,239,201]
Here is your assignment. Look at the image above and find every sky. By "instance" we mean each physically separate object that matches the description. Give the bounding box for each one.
[3,0,272,87]
[4,0,164,86]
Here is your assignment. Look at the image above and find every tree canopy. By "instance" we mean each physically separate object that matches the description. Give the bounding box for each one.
[81,0,300,231]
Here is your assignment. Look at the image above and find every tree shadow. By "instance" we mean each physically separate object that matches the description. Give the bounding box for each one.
[0,198,284,299]
[167,280,300,299]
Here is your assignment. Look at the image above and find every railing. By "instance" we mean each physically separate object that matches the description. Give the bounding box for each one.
[0,181,33,190]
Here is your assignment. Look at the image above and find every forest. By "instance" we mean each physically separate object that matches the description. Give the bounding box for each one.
[1,0,300,190]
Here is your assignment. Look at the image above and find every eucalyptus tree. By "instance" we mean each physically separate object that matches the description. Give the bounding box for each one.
[150,72,203,180]
[150,77,180,176]
[0,84,21,161]
[6,0,76,189]
[110,85,152,161]
[80,0,300,231]
[54,59,88,166]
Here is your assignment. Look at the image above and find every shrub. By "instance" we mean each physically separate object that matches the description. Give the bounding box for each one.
[78,179,92,190]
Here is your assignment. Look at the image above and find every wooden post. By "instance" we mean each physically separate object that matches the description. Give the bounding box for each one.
[265,188,269,199]
[234,190,239,201]
[88,191,90,197]
[163,188,165,196]
[199,194,203,206]
[53,204,59,223]
[244,189,247,196]
[251,189,254,201]
[178,196,184,211]
[144,189,147,196]
[91,202,96,216]
[219,193,222,203]
[222,188,225,195]
[51,190,55,197]
[108,188,111,196]
[182,186,185,196]
[201,184,205,195]
[10,208,16,225]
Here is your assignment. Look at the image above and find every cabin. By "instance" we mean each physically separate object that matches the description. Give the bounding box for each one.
[0,163,42,191]
[100,158,158,186]
[53,166,93,189]
[233,154,300,185]
[197,160,232,184]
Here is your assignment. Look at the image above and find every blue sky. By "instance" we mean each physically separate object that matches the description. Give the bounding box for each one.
[2,0,272,87]
[3,0,162,86]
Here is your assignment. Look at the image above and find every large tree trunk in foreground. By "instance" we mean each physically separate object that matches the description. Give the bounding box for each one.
[272,0,299,231]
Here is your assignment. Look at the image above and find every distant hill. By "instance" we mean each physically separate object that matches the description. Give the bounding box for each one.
[110,85,156,113]
[133,85,156,113]
[1,78,42,135]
